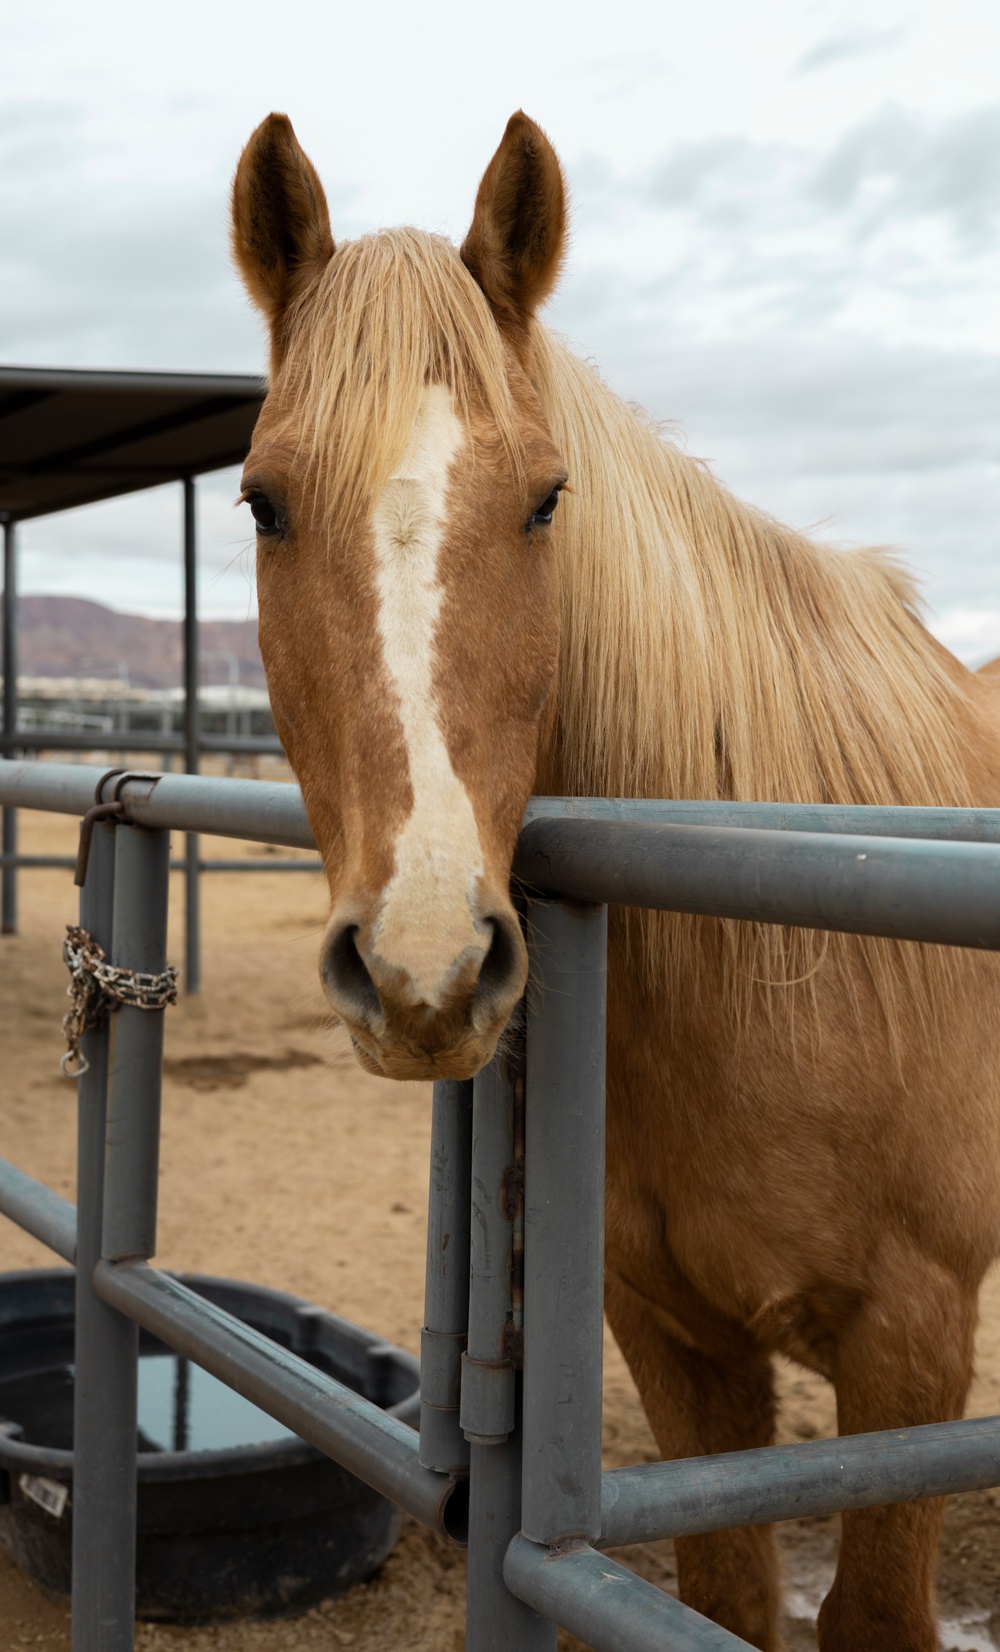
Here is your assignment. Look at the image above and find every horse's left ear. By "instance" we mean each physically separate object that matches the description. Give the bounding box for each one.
[461,112,566,331]
[231,113,335,366]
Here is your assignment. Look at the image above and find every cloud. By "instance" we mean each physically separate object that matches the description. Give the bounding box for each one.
[793,22,910,76]
[550,105,1000,660]
[0,96,358,372]
[5,87,998,659]
[553,300,1000,657]
[567,101,1000,365]
[637,102,1000,255]
[811,104,1000,250]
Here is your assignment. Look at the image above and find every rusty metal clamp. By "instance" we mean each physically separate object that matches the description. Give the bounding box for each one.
[74,768,164,886]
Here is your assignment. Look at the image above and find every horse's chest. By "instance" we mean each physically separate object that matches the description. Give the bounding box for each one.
[602,1053,866,1352]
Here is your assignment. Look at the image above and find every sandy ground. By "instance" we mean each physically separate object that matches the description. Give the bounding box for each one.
[1,786,999,1651]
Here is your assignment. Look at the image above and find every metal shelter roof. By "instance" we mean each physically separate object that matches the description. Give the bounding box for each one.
[0,365,265,522]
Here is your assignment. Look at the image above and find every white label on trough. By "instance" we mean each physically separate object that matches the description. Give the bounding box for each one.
[19,1474,69,1519]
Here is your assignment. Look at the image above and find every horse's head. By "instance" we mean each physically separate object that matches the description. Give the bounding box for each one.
[232,112,567,1080]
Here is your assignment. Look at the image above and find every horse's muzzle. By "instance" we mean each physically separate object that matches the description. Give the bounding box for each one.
[320,908,527,1080]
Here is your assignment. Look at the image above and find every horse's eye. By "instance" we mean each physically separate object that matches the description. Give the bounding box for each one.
[245,492,280,536]
[526,489,561,532]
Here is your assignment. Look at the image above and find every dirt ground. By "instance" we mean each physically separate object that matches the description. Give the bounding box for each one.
[2,782,999,1651]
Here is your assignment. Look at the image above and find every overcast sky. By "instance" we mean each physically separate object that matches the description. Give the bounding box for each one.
[2,0,998,663]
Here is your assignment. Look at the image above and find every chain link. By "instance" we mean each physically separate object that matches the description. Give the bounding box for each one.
[61,924,178,1078]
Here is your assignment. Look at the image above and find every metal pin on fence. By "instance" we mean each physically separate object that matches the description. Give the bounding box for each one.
[463,1047,555,1651]
[420,1079,473,1474]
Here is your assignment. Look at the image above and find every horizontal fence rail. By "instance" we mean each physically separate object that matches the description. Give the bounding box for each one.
[598,1416,1000,1545]
[0,761,316,847]
[2,757,1000,1652]
[514,818,1000,949]
[524,795,1000,840]
[504,1537,750,1652]
[4,756,1000,868]
[0,1159,76,1263]
[94,1260,466,1541]
[0,732,284,757]
[0,854,322,873]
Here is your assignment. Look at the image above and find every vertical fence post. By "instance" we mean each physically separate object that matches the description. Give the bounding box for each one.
[182,476,201,995]
[2,516,18,934]
[521,898,608,1548]
[73,819,172,1650]
[462,1041,556,1651]
[102,823,171,1261]
[420,1079,473,1474]
[71,819,136,1651]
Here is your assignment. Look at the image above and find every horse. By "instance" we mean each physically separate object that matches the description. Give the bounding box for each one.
[230,110,1000,1651]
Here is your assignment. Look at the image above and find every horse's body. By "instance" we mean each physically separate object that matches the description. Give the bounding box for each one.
[231,112,1000,1649]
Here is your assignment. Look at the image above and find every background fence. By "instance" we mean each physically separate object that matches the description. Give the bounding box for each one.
[1,758,999,1650]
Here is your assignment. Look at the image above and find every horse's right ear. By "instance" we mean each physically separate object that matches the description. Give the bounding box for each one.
[461,112,566,333]
[231,114,334,362]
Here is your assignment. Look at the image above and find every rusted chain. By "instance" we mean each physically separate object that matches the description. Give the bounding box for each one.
[61,924,178,1078]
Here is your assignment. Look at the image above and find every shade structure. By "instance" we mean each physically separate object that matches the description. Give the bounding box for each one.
[0,365,264,523]
[0,362,271,978]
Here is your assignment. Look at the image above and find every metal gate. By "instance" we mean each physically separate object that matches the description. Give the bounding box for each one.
[1,757,999,1651]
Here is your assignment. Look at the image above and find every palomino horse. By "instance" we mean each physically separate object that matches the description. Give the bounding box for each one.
[231,111,1000,1650]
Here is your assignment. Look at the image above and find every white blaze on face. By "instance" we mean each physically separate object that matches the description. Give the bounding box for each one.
[369,384,488,1005]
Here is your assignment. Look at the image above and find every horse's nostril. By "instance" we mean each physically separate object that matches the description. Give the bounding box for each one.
[473,912,526,1024]
[322,923,382,1026]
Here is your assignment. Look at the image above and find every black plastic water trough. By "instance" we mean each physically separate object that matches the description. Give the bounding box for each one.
[0,1269,420,1620]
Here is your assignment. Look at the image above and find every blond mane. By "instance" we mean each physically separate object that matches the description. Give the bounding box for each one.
[529,326,990,1050]
[286,228,990,1052]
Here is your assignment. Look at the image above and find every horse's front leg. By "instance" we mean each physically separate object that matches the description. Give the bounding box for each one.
[605,1268,783,1652]
[818,1242,978,1652]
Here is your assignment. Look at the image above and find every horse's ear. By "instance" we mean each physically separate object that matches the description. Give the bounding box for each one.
[461,112,566,331]
[231,113,334,362]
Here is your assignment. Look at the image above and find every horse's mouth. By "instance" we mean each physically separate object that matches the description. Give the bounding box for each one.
[347,1030,495,1083]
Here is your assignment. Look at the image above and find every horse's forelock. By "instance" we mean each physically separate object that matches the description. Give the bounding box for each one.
[275,227,526,527]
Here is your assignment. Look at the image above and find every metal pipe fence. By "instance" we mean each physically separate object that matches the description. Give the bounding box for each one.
[0,755,999,1650]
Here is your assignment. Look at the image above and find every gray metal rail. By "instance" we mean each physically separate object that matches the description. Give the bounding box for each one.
[515,818,1000,948]
[72,813,136,1648]
[0,1158,76,1262]
[93,1259,465,1540]
[2,757,1000,1652]
[0,854,322,872]
[6,758,1000,851]
[504,1538,750,1651]
[598,1417,1000,1545]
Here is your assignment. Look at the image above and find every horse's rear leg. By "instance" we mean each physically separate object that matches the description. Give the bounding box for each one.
[818,1247,977,1652]
[605,1269,782,1652]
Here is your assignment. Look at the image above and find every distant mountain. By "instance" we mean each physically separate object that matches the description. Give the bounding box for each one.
[17,596,266,692]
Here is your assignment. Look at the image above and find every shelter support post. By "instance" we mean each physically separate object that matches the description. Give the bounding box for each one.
[2,517,17,933]
[182,476,200,993]
[71,819,136,1651]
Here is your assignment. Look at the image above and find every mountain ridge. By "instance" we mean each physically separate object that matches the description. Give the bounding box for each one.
[15,595,266,692]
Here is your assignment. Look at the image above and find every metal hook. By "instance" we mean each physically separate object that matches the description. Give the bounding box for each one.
[73,768,165,886]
